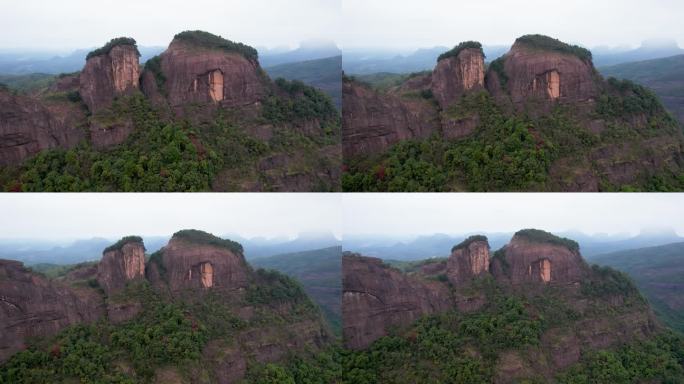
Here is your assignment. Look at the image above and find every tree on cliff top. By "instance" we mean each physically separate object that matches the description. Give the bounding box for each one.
[515,34,592,62]
[173,30,258,61]
[438,41,484,62]
[86,37,139,60]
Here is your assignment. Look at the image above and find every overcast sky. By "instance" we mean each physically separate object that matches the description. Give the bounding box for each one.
[0,0,340,51]
[0,194,342,240]
[342,0,684,49]
[342,194,684,237]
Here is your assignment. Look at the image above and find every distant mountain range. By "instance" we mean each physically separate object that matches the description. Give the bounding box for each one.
[251,246,342,334]
[0,40,341,75]
[344,230,684,261]
[343,40,684,75]
[593,241,684,333]
[264,55,342,109]
[0,232,341,265]
[600,54,684,122]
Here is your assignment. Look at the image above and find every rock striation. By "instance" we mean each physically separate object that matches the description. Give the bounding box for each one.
[446,235,490,285]
[79,38,141,113]
[342,77,439,158]
[431,47,485,108]
[0,260,104,362]
[147,31,267,110]
[0,89,84,166]
[96,236,146,295]
[151,230,250,291]
[342,253,452,350]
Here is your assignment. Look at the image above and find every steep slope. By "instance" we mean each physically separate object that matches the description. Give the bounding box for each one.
[341,229,684,383]
[343,35,684,192]
[600,54,684,123]
[251,246,342,334]
[0,31,341,192]
[592,241,684,333]
[0,230,334,383]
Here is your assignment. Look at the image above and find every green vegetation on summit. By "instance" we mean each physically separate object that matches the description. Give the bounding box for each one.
[173,30,258,61]
[86,37,139,60]
[437,41,484,62]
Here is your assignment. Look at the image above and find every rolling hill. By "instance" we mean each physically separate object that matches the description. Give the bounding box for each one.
[264,55,342,109]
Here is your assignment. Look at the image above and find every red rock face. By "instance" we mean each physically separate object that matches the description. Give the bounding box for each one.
[431,48,485,109]
[0,260,104,363]
[447,240,490,285]
[500,235,587,284]
[97,241,146,295]
[157,237,250,292]
[491,42,598,108]
[0,89,84,166]
[342,254,452,350]
[156,40,267,110]
[79,45,141,113]
[342,79,439,159]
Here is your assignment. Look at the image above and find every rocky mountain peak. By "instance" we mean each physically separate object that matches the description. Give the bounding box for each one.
[79,37,141,113]
[97,236,146,295]
[432,41,485,108]
[446,235,490,284]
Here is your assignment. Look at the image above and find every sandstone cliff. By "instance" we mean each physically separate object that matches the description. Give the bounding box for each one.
[342,77,439,158]
[0,260,104,362]
[150,229,250,292]
[0,88,84,166]
[144,31,267,111]
[432,45,485,109]
[342,253,452,349]
[342,228,659,372]
[79,38,141,113]
[97,236,146,295]
[446,235,490,285]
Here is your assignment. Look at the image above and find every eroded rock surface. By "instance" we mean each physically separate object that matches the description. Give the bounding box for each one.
[97,238,146,295]
[79,44,140,113]
[447,238,490,285]
[431,48,485,108]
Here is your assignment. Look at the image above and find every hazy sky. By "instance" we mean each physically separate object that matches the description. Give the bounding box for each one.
[0,0,341,51]
[0,194,342,240]
[342,0,684,49]
[342,194,684,237]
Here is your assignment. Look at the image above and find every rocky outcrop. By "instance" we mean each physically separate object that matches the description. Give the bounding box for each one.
[97,237,146,295]
[446,236,490,285]
[342,78,439,158]
[150,33,267,111]
[486,36,599,108]
[496,230,587,285]
[79,40,141,113]
[0,260,104,363]
[0,89,84,166]
[431,48,485,108]
[153,230,250,291]
[342,253,452,350]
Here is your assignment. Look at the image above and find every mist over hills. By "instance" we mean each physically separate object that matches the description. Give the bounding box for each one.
[0,40,341,75]
[342,39,684,75]
[343,229,684,261]
[0,232,341,265]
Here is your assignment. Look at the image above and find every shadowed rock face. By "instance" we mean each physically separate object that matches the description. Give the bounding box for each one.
[501,234,587,285]
[447,239,490,285]
[97,240,146,295]
[342,254,452,350]
[156,39,267,110]
[0,89,84,166]
[490,42,599,108]
[79,45,141,113]
[342,79,439,158]
[431,48,485,108]
[156,236,250,292]
[0,260,104,363]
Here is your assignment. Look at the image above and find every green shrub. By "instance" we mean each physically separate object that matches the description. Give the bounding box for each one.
[144,55,166,92]
[451,235,489,252]
[173,30,258,61]
[488,56,508,90]
[172,229,243,254]
[514,229,579,252]
[87,37,139,60]
[438,41,484,61]
[515,34,592,62]
[103,235,144,254]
